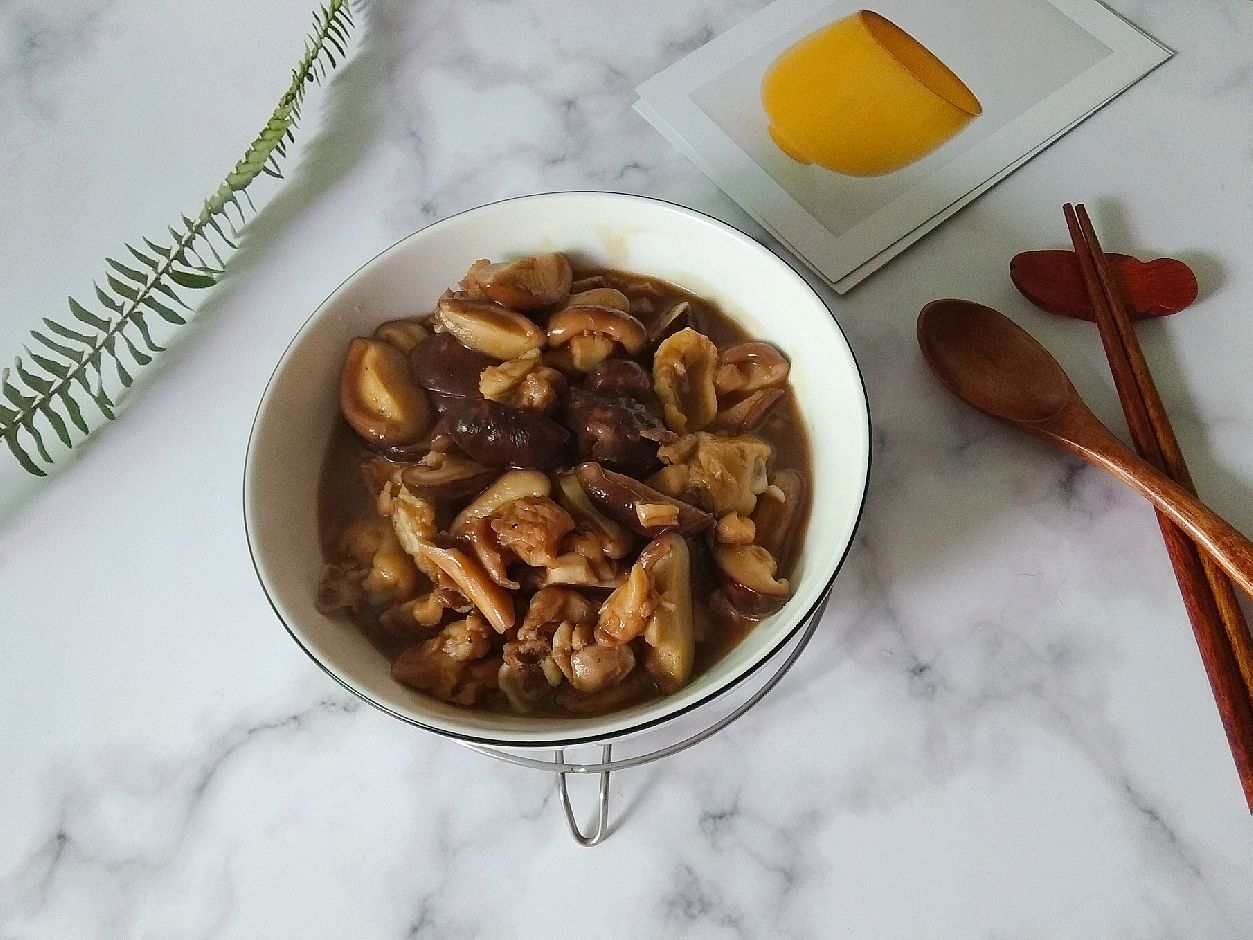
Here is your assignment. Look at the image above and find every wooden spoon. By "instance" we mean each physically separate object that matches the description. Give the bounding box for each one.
[917,299,1253,597]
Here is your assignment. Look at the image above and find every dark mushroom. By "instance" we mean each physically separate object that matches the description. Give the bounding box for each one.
[372,318,430,354]
[561,287,631,313]
[364,438,439,461]
[686,532,720,594]
[629,295,655,320]
[409,332,494,401]
[460,253,573,310]
[361,453,497,503]
[554,470,634,560]
[712,387,786,434]
[714,342,790,395]
[448,399,573,469]
[458,516,517,590]
[569,274,610,293]
[434,295,545,361]
[574,462,711,537]
[584,359,654,399]
[547,303,647,372]
[613,274,664,302]
[339,338,432,447]
[451,469,551,532]
[618,278,666,323]
[425,415,460,453]
[713,512,756,545]
[713,543,791,618]
[411,538,517,633]
[357,413,459,461]
[750,469,806,561]
[648,300,701,347]
[639,534,695,693]
[560,388,673,478]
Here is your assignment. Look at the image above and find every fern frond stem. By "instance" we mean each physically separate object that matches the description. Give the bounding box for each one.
[0,0,352,447]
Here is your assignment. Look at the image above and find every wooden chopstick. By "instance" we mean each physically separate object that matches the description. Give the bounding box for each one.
[1071,208,1253,686]
[1064,203,1253,811]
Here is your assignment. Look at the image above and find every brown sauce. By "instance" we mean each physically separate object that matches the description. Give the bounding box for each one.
[317,264,812,716]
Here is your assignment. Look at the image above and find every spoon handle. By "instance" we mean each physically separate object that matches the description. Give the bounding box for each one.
[1050,410,1253,597]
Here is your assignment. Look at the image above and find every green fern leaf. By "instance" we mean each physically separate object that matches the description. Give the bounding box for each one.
[43,318,94,346]
[40,403,72,449]
[67,297,110,332]
[2,373,34,410]
[126,245,160,271]
[22,412,52,463]
[4,429,45,477]
[167,269,217,290]
[142,237,172,258]
[107,258,149,285]
[91,392,115,422]
[140,295,186,326]
[106,273,140,303]
[102,337,133,389]
[150,279,191,311]
[27,350,71,379]
[204,216,239,251]
[0,0,354,476]
[94,284,125,314]
[57,389,89,435]
[13,359,52,396]
[31,332,83,363]
[122,331,152,367]
[130,313,166,354]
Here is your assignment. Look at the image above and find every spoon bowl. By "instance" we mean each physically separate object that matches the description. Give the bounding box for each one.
[918,299,1072,424]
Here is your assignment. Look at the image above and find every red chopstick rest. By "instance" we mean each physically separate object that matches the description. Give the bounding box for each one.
[1011,249,1198,322]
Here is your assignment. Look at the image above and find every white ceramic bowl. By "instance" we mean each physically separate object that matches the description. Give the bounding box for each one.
[245,192,870,747]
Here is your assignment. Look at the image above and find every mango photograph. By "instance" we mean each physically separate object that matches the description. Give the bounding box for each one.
[690,0,1112,240]
[760,10,984,178]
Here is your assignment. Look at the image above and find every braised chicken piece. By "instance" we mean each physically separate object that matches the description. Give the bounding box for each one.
[651,432,772,516]
[479,350,566,412]
[519,587,598,642]
[317,254,811,716]
[490,497,575,567]
[552,623,637,693]
[392,630,501,706]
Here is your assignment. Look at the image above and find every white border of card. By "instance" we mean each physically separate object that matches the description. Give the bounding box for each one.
[634,0,1171,293]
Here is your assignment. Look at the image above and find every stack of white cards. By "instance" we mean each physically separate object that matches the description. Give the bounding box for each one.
[635,0,1170,293]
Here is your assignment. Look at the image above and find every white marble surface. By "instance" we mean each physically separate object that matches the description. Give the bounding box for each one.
[2,1,1252,936]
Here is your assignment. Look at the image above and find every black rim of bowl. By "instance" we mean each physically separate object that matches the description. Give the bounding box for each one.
[243,190,873,750]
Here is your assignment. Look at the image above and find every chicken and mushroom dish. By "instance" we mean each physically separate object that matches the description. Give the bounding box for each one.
[316,253,811,716]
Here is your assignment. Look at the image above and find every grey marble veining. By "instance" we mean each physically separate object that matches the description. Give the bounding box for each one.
[1,1,1252,937]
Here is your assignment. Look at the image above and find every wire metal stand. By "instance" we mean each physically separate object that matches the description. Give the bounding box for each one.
[455,592,828,845]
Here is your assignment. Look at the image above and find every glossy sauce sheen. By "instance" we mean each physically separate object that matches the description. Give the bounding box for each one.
[318,266,812,714]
